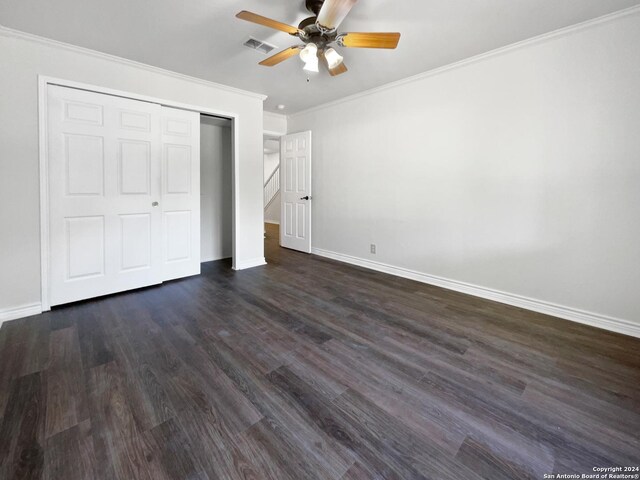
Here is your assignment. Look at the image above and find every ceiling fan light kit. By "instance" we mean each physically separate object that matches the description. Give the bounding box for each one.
[303,57,320,73]
[300,43,320,72]
[323,47,344,69]
[300,43,318,63]
[236,0,400,77]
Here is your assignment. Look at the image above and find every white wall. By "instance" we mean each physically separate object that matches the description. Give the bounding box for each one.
[264,191,281,225]
[201,117,232,262]
[288,11,640,336]
[264,111,287,136]
[0,27,266,318]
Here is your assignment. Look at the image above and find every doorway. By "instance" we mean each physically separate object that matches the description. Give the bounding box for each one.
[279,131,312,253]
[263,135,281,226]
[262,131,313,254]
[39,77,240,310]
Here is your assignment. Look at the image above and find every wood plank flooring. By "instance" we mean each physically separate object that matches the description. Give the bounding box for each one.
[0,222,639,479]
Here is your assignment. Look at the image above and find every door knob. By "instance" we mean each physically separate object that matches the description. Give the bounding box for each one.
[300,195,310,200]
[152,201,159,207]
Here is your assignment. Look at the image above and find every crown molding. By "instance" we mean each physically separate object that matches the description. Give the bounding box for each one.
[0,24,268,101]
[288,5,640,119]
[263,111,287,119]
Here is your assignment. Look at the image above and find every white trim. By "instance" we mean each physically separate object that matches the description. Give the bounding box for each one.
[233,257,267,270]
[311,247,640,339]
[39,76,244,307]
[264,221,280,225]
[38,77,50,311]
[230,117,239,271]
[263,111,287,136]
[263,111,287,120]
[263,130,284,137]
[201,256,232,263]
[0,303,43,325]
[0,25,267,101]
[288,5,640,118]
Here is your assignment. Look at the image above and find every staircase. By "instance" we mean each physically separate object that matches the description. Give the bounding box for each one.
[264,165,280,209]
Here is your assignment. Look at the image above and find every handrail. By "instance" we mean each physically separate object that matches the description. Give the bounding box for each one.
[264,164,279,187]
[264,165,280,208]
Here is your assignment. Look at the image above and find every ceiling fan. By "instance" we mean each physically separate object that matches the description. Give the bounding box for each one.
[236,0,401,76]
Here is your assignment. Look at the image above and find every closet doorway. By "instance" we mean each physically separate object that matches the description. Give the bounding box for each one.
[200,115,232,263]
[39,77,239,310]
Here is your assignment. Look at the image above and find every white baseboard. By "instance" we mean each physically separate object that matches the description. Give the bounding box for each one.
[0,303,43,326]
[311,247,640,339]
[201,255,232,263]
[234,257,267,270]
[264,221,280,225]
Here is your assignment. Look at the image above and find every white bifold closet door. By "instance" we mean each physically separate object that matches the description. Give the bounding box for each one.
[160,107,201,281]
[47,85,200,306]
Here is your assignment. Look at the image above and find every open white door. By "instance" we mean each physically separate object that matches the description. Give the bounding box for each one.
[47,85,163,306]
[160,107,201,281]
[280,131,312,253]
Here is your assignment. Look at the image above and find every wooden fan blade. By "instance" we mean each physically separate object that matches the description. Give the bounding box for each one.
[317,0,358,30]
[340,32,401,49]
[236,11,300,35]
[259,46,302,67]
[320,52,348,76]
[328,61,348,76]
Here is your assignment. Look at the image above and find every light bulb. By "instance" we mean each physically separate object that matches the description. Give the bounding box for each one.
[303,57,319,73]
[324,47,344,69]
[299,43,318,64]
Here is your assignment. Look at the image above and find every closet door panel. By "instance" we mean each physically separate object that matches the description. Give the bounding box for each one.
[48,85,162,306]
[160,107,201,281]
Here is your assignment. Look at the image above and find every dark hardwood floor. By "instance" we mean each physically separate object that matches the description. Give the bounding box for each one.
[1,223,639,479]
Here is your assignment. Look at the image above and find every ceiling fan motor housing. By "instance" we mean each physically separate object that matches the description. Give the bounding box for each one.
[298,0,337,46]
[298,16,317,31]
[305,0,325,16]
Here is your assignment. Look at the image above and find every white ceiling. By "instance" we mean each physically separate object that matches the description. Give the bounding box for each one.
[1,0,638,113]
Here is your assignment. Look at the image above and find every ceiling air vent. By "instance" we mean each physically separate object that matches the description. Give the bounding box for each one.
[243,37,277,55]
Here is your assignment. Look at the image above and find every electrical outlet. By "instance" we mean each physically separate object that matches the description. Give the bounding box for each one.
[370,244,376,254]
